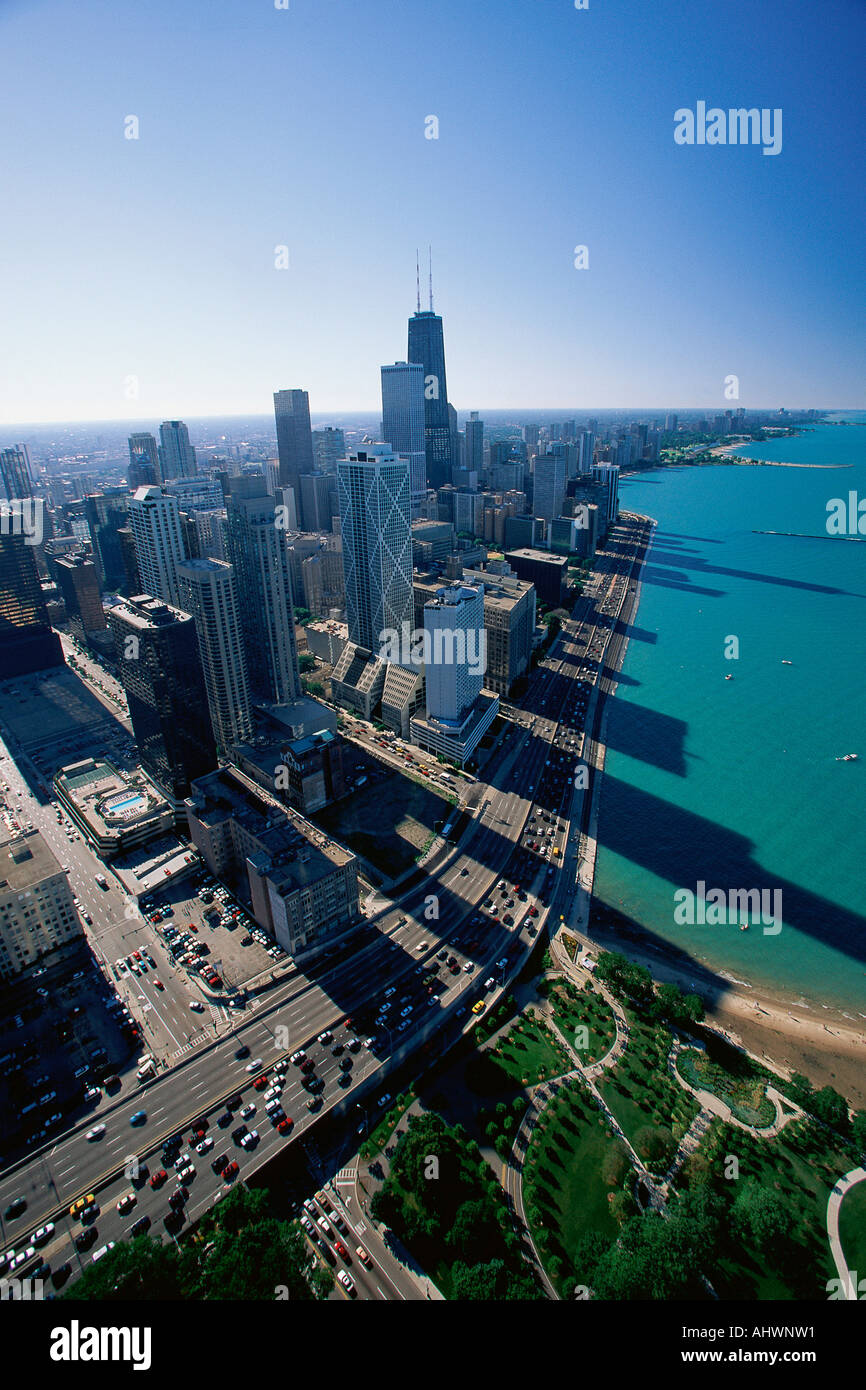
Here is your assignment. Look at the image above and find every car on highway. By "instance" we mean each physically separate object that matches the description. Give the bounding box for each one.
[75,1227,98,1251]
[116,1193,136,1215]
[240,1103,255,1119]
[235,1045,250,1059]
[86,1124,106,1141]
[30,1222,55,1246]
[337,1270,356,1296]
[277,1116,293,1134]
[130,1110,147,1126]
[153,978,165,991]
[239,1130,258,1149]
[244,1058,263,1073]
[69,1195,95,1218]
[223,1161,239,1182]
[175,1162,195,1183]
[190,1001,204,1013]
[195,1136,214,1154]
[211,1153,229,1174]
[130,1215,151,1236]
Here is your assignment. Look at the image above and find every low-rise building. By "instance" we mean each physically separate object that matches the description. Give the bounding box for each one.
[54,758,174,857]
[185,765,360,963]
[0,830,82,980]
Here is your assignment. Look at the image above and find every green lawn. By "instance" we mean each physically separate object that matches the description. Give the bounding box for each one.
[838,1179,866,1283]
[522,1079,632,1293]
[596,1015,699,1174]
[467,1014,571,1094]
[545,978,616,1064]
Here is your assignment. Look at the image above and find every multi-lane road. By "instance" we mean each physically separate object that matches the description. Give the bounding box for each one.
[0,514,652,1295]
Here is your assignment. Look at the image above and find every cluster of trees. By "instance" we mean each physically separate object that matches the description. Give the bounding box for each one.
[786,1073,864,1145]
[574,1177,801,1300]
[65,1187,331,1301]
[370,1112,540,1299]
[595,951,705,1027]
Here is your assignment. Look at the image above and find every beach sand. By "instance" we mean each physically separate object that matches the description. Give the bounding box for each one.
[588,915,866,1110]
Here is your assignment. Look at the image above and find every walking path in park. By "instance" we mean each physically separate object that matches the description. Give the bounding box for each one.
[826,1167,866,1301]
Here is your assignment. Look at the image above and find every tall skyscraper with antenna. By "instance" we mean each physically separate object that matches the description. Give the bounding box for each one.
[408,249,453,491]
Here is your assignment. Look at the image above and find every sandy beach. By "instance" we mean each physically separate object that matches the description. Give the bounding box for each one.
[588,915,866,1111]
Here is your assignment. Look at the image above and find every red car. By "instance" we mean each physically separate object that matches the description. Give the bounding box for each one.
[223,1161,239,1181]
[189,924,198,933]
[334,1240,350,1260]
[153,978,165,991]
[149,1169,167,1189]
[528,906,539,918]
[277,1117,293,1135]
[253,1075,269,1091]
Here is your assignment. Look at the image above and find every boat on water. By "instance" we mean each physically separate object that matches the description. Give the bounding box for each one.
[740,923,749,932]
[836,752,859,762]
[725,674,734,681]
[781,659,793,665]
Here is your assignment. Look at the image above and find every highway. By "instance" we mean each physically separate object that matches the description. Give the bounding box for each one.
[0,514,652,1293]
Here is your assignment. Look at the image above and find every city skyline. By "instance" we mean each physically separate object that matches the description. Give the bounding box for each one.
[2,0,864,425]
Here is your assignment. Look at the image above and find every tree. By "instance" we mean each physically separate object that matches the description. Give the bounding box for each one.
[851,1111,866,1153]
[731,1182,788,1254]
[298,653,316,673]
[810,1086,849,1131]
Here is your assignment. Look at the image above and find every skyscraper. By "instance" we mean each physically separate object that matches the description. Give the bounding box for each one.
[380,362,427,517]
[312,427,346,475]
[298,473,336,533]
[177,558,253,751]
[127,433,159,488]
[408,290,452,491]
[84,489,129,592]
[273,389,314,498]
[55,553,107,638]
[108,594,217,805]
[0,445,35,501]
[533,453,567,523]
[338,446,413,653]
[224,476,301,706]
[127,486,187,607]
[423,584,484,724]
[0,532,64,676]
[158,421,197,481]
[464,412,484,478]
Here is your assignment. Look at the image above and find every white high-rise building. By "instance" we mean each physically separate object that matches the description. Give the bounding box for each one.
[165,477,224,512]
[177,558,253,750]
[338,446,413,653]
[128,485,187,606]
[380,363,427,518]
[533,453,567,523]
[423,584,484,724]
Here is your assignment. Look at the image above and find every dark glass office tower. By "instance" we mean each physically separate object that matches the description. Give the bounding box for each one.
[273,389,314,505]
[0,445,36,501]
[84,489,129,591]
[108,594,217,805]
[407,309,452,491]
[0,532,64,675]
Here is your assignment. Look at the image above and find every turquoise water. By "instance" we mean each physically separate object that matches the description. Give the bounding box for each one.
[593,416,866,1014]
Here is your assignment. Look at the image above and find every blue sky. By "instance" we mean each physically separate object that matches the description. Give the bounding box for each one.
[1,0,864,423]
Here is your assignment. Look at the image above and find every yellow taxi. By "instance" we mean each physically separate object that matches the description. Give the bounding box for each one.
[69,1193,95,1218]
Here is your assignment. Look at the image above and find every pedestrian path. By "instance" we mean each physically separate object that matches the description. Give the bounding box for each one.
[826,1166,866,1299]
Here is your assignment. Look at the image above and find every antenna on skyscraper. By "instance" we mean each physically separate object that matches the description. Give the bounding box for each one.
[416,249,421,312]
[428,245,433,311]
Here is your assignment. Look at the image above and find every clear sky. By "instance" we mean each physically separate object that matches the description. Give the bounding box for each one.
[1,0,864,424]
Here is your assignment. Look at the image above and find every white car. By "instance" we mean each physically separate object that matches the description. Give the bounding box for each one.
[86,1125,106,1141]
[91,1242,116,1263]
[195,1136,214,1154]
[190,1000,204,1013]
[337,1270,355,1294]
[30,1223,55,1246]
[239,1130,258,1149]
[240,1103,256,1119]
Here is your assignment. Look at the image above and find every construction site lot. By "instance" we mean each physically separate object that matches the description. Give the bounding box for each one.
[313,766,451,882]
